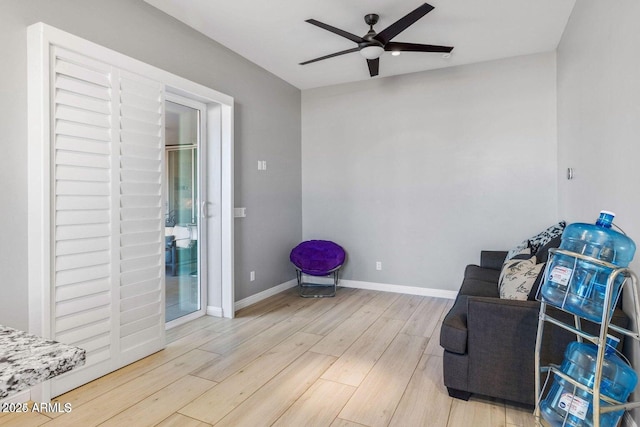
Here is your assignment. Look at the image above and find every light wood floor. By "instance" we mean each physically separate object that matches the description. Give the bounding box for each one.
[0,287,537,427]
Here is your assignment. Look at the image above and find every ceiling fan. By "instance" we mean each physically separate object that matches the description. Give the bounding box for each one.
[299,3,453,77]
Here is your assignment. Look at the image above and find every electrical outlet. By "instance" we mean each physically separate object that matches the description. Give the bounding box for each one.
[376,261,382,271]
[250,271,255,281]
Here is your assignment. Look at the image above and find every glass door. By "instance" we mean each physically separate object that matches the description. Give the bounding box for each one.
[164,98,204,324]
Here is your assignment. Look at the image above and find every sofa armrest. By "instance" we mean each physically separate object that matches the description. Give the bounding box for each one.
[480,251,508,271]
[466,296,540,404]
[467,297,539,348]
[467,297,539,347]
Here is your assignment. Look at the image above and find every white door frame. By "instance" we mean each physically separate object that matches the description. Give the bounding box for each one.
[164,89,234,320]
[164,93,208,328]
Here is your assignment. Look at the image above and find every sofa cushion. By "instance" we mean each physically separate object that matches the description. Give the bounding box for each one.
[498,255,545,300]
[440,295,469,354]
[480,251,509,270]
[458,278,500,298]
[464,265,501,283]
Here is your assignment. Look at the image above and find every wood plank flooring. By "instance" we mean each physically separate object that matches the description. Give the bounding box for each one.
[0,287,537,427]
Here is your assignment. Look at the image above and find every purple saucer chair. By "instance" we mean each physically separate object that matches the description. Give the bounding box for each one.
[290,240,346,298]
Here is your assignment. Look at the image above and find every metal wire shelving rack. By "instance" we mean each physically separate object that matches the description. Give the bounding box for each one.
[534,248,640,427]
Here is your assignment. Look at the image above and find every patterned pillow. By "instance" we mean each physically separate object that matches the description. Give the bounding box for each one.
[506,240,530,260]
[528,221,566,255]
[535,235,562,263]
[499,253,545,300]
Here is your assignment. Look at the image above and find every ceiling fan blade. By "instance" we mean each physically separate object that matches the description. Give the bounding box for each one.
[305,19,365,44]
[367,58,379,77]
[375,3,434,45]
[385,42,453,53]
[299,47,360,65]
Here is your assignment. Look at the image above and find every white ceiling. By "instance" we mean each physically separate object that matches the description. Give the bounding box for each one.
[144,0,575,90]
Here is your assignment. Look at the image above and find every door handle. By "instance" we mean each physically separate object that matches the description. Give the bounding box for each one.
[202,201,215,218]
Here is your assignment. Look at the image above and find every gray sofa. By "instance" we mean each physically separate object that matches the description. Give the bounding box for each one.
[439,250,630,406]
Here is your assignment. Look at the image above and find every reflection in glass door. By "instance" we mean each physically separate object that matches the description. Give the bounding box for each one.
[164,99,202,323]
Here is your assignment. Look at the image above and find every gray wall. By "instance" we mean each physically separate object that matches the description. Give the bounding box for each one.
[302,53,559,292]
[556,1,640,423]
[0,0,302,329]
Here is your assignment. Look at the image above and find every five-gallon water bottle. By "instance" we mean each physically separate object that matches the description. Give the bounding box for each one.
[539,336,637,427]
[539,211,636,322]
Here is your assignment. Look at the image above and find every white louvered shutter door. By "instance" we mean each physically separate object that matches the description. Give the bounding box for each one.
[118,71,164,365]
[51,47,118,396]
[49,48,164,396]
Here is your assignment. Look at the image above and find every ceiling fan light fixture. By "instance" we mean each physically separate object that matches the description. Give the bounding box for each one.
[360,45,384,60]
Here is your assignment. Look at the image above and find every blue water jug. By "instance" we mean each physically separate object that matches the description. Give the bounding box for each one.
[539,337,637,427]
[539,211,636,322]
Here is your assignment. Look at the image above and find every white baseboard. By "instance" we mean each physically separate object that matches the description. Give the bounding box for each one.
[232,277,457,314]
[234,279,298,311]
[206,306,223,317]
[340,279,458,300]
[624,412,638,427]
[0,389,30,404]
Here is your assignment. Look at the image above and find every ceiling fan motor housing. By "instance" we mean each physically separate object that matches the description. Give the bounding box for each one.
[364,13,379,26]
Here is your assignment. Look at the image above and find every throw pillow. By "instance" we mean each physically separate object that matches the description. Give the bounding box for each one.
[510,247,532,260]
[528,221,566,255]
[499,254,545,301]
[506,221,566,260]
[499,247,531,291]
[506,240,530,260]
[535,235,562,264]
[527,263,547,301]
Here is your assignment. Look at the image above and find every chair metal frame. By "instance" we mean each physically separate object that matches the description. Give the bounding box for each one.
[295,265,342,298]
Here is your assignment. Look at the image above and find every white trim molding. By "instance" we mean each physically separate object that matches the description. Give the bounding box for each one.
[340,280,458,299]
[206,306,224,317]
[234,280,298,312]
[232,277,457,314]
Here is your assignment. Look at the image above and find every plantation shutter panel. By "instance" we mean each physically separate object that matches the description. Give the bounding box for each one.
[49,47,164,397]
[118,71,164,365]
[51,47,117,396]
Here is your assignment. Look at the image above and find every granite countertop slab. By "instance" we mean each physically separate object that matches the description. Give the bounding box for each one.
[0,325,86,399]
